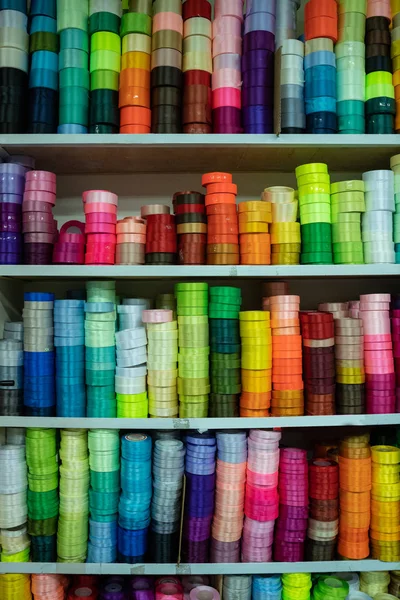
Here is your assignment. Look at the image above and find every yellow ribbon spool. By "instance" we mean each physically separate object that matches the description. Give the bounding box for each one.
[372,446,400,465]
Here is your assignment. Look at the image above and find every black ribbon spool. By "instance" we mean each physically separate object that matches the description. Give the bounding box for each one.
[89,103,119,127]
[175,213,207,225]
[306,111,337,132]
[91,88,119,106]
[366,55,392,73]
[89,124,119,134]
[149,530,179,563]
[151,85,182,107]
[365,28,391,45]
[152,123,183,133]
[145,252,177,264]
[151,66,183,89]
[365,16,391,32]
[281,127,306,133]
[365,96,395,116]
[366,43,391,58]
[0,67,28,87]
[151,104,182,125]
[173,192,205,205]
[28,88,58,129]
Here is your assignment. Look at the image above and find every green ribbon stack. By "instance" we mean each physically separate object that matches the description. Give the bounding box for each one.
[331,180,365,264]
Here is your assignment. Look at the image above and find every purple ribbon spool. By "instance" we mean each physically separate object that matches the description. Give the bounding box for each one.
[0,220,21,233]
[134,592,154,600]
[243,106,273,126]
[186,472,216,490]
[0,174,25,195]
[242,69,273,89]
[0,252,21,264]
[246,0,276,15]
[275,518,308,532]
[242,86,274,108]
[0,194,23,205]
[244,12,276,34]
[0,163,28,177]
[100,581,127,600]
[274,541,304,562]
[242,49,274,71]
[212,107,242,133]
[0,202,22,214]
[243,30,275,52]
[183,539,209,562]
[278,504,309,519]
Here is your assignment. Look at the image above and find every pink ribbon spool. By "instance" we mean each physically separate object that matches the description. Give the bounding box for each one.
[58,221,85,244]
[84,202,117,215]
[23,211,54,224]
[83,190,118,205]
[152,12,183,34]
[117,233,146,244]
[212,16,242,37]
[212,35,242,57]
[24,180,56,194]
[86,212,117,224]
[212,87,241,109]
[23,190,56,205]
[24,232,56,243]
[156,582,183,600]
[23,220,57,233]
[189,587,220,600]
[26,170,56,184]
[211,68,242,90]
[214,0,244,21]
[86,222,115,234]
[117,216,146,234]
[142,309,173,323]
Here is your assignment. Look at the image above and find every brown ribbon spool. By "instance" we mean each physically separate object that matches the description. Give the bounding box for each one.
[184,123,212,133]
[152,30,183,52]
[207,254,238,265]
[183,84,211,105]
[207,243,239,254]
[183,102,212,124]
[365,29,391,46]
[177,223,207,234]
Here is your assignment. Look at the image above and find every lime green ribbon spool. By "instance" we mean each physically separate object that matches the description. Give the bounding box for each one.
[121,12,152,36]
[299,193,331,206]
[90,49,121,73]
[91,31,121,53]
[298,182,330,196]
[332,223,362,243]
[91,69,119,91]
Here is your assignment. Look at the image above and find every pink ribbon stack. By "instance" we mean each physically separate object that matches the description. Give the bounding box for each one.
[242,429,280,562]
[391,296,400,412]
[53,221,85,264]
[274,447,309,562]
[360,293,395,414]
[82,190,118,265]
[22,170,57,265]
[116,217,147,265]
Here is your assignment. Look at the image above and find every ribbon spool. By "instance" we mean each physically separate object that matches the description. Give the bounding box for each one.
[53,221,85,264]
[150,0,183,133]
[85,281,117,418]
[57,0,90,133]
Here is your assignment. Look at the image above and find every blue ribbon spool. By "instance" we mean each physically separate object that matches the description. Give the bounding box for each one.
[57,124,88,134]
[31,51,58,73]
[118,526,148,560]
[60,28,89,52]
[305,64,336,80]
[30,15,57,33]
[0,0,27,12]
[304,50,336,69]
[305,78,336,99]
[30,0,56,18]
[24,292,54,302]
[87,544,116,563]
[305,97,336,114]
[306,111,337,132]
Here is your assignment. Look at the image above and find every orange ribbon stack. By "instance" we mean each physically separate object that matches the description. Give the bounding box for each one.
[304,0,338,43]
[202,172,239,265]
[119,9,152,133]
[337,434,371,560]
[238,201,272,265]
[265,294,304,416]
[239,311,272,417]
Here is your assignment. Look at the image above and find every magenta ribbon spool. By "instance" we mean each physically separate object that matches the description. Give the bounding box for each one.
[53,221,85,265]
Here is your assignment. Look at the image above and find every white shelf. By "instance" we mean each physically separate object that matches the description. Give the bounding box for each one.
[1,134,400,174]
[0,264,399,280]
[2,414,399,430]
[0,560,398,575]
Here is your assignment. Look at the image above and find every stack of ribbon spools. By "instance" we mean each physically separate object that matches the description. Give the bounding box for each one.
[182,0,212,133]
[279,39,305,134]
[331,180,365,264]
[282,573,312,600]
[118,433,151,563]
[57,430,89,562]
[0,325,23,416]
[209,286,241,418]
[243,430,280,562]
[57,0,89,134]
[203,171,239,265]
[365,1,394,133]
[23,292,55,416]
[87,430,119,563]
[360,293,395,414]
[173,190,207,264]
[391,293,400,411]
[83,189,118,265]
[268,294,304,417]
[274,448,308,562]
[335,2,366,134]
[306,458,338,561]
[151,0,183,133]
[239,311,272,418]
[31,574,69,600]
[54,299,86,417]
[0,575,31,600]
[296,162,333,265]
[238,200,272,265]
[150,439,185,563]
[26,429,58,562]
[370,445,400,562]
[0,4,28,133]
[53,221,85,264]
[28,0,57,133]
[252,575,282,600]
[116,217,146,264]
[89,2,121,135]
[176,283,210,418]
[182,432,216,562]
[0,442,28,563]
[0,160,26,265]
[362,169,395,263]
[313,576,349,600]
[263,186,300,265]
[142,204,177,265]
[211,0,242,133]
[360,571,391,597]
[23,170,57,265]
[85,281,117,418]
[119,0,151,134]
[391,154,400,263]
[300,311,335,415]
[395,4,400,132]
[116,298,148,418]
[334,315,366,415]
[144,308,178,418]
[304,0,338,133]
[210,431,246,562]
[241,0,275,133]
[337,434,371,559]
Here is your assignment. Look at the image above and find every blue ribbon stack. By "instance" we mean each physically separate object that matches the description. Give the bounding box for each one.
[85,280,116,418]
[23,292,55,416]
[28,0,58,133]
[242,0,276,133]
[252,575,283,600]
[118,433,152,563]
[87,430,120,563]
[54,298,86,417]
[182,432,216,563]
[305,39,337,133]
[57,0,90,133]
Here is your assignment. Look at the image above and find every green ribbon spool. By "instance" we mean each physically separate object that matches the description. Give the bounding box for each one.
[121,12,152,36]
[301,252,333,264]
[89,12,121,35]
[60,28,89,52]
[59,69,90,89]
[91,69,119,91]
[30,32,59,53]
[301,222,332,243]
[59,102,89,126]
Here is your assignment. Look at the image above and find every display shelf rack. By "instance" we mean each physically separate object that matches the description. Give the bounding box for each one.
[1,560,398,576]
[0,265,399,280]
[1,134,400,174]
[2,415,399,429]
